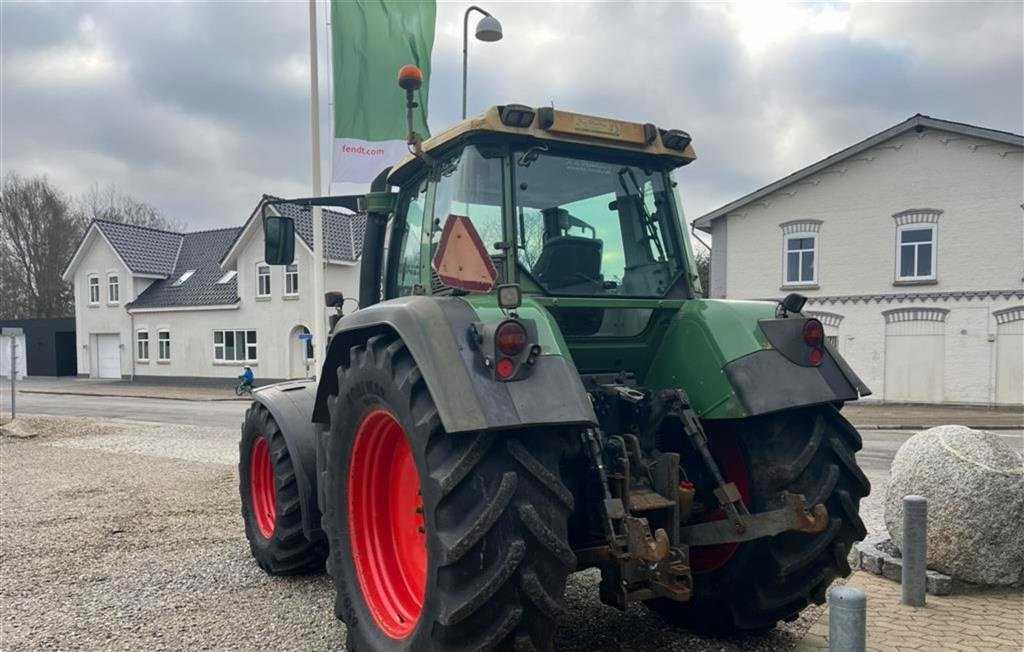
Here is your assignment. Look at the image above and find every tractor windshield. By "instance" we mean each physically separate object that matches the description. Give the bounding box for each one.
[514,150,686,298]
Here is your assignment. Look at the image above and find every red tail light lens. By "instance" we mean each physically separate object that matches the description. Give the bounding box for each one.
[808,347,824,366]
[802,319,824,347]
[495,321,527,356]
[495,357,516,379]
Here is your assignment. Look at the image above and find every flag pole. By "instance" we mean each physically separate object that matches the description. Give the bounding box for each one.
[308,0,326,378]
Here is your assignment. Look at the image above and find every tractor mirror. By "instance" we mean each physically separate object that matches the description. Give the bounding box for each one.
[263,214,295,265]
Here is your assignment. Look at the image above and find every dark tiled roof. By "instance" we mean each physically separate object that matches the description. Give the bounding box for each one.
[94,220,183,275]
[127,228,242,309]
[266,195,366,261]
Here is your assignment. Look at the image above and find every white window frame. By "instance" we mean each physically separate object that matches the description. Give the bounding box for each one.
[256,262,271,298]
[88,275,100,305]
[107,273,120,304]
[895,223,937,281]
[213,329,258,363]
[136,330,150,362]
[284,263,299,296]
[782,232,818,286]
[157,330,171,361]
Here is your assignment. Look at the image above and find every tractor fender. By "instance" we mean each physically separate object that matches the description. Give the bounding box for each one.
[252,380,321,541]
[312,295,598,434]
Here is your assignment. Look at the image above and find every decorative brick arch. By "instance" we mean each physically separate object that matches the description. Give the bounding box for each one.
[892,208,942,226]
[993,306,1024,325]
[881,307,949,324]
[807,311,843,328]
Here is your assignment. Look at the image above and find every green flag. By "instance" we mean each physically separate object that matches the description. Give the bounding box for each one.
[331,0,435,183]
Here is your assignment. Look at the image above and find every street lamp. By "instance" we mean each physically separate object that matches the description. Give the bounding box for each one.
[462,5,503,119]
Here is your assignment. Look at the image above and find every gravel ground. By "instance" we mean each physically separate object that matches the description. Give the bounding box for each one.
[0,415,867,651]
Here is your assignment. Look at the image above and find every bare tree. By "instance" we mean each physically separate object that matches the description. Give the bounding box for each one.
[80,183,185,232]
[0,173,87,318]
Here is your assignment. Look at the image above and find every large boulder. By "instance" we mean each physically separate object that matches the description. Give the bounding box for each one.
[884,425,1024,585]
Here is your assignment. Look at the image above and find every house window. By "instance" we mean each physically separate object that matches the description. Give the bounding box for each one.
[88,275,100,304]
[256,264,271,297]
[784,233,817,285]
[157,330,171,361]
[107,274,119,303]
[136,331,149,361]
[285,264,299,296]
[896,225,936,280]
[214,330,258,362]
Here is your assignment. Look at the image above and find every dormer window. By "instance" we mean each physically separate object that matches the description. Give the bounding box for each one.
[217,270,237,284]
[172,270,196,286]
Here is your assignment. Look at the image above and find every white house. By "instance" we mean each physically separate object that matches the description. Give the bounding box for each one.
[62,196,364,381]
[694,114,1023,406]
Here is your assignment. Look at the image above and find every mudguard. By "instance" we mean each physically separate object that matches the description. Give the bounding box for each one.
[647,299,871,420]
[251,380,321,541]
[312,295,598,434]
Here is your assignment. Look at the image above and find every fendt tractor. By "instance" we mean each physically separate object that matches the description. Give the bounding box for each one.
[238,65,871,651]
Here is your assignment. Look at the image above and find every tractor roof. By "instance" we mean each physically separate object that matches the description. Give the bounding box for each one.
[388,106,696,184]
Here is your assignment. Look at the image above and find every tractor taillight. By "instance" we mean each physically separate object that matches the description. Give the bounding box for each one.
[495,321,527,356]
[802,319,824,348]
[495,357,516,379]
[808,347,824,366]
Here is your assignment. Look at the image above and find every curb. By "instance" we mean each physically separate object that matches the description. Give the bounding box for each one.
[853,423,1022,431]
[19,389,250,403]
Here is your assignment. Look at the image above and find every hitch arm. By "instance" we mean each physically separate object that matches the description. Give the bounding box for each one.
[680,492,828,546]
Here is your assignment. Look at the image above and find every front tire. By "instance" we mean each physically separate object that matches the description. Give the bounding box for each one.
[239,403,327,574]
[322,334,576,651]
[648,406,870,632]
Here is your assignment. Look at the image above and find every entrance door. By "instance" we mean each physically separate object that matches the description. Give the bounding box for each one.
[289,326,313,379]
[95,334,121,379]
[55,332,78,376]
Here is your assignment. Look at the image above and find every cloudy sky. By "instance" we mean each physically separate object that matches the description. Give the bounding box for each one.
[2,1,1021,231]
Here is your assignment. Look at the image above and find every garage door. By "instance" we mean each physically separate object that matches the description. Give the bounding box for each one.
[995,312,1023,405]
[95,334,121,379]
[883,309,947,403]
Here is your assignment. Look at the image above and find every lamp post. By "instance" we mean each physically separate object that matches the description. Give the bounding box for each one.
[462,5,502,119]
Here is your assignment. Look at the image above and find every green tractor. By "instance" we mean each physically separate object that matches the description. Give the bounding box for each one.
[238,66,870,650]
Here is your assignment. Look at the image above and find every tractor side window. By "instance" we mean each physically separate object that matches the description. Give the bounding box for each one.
[431,145,503,291]
[392,179,428,297]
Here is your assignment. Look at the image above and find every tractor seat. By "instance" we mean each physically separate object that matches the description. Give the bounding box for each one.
[532,236,603,289]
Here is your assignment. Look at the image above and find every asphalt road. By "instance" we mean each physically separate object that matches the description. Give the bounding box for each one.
[12,389,1021,473]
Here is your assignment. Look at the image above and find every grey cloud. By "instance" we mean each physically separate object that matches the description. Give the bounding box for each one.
[1,2,1021,229]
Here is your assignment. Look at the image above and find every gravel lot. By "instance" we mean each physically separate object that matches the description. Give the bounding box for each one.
[1,415,853,651]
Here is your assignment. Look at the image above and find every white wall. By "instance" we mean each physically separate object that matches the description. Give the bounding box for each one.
[71,232,135,377]
[717,129,1023,300]
[710,128,1024,405]
[130,221,360,381]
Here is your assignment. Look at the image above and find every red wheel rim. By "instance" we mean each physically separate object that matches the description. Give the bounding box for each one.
[690,430,750,575]
[348,409,426,639]
[249,435,276,539]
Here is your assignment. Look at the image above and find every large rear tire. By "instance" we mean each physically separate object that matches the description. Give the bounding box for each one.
[239,403,327,575]
[647,406,870,632]
[322,334,576,651]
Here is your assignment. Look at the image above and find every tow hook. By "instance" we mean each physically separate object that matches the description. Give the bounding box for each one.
[680,492,829,546]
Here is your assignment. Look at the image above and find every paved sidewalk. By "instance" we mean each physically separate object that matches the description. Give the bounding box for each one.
[11,377,267,402]
[795,571,1024,651]
[842,402,1022,430]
